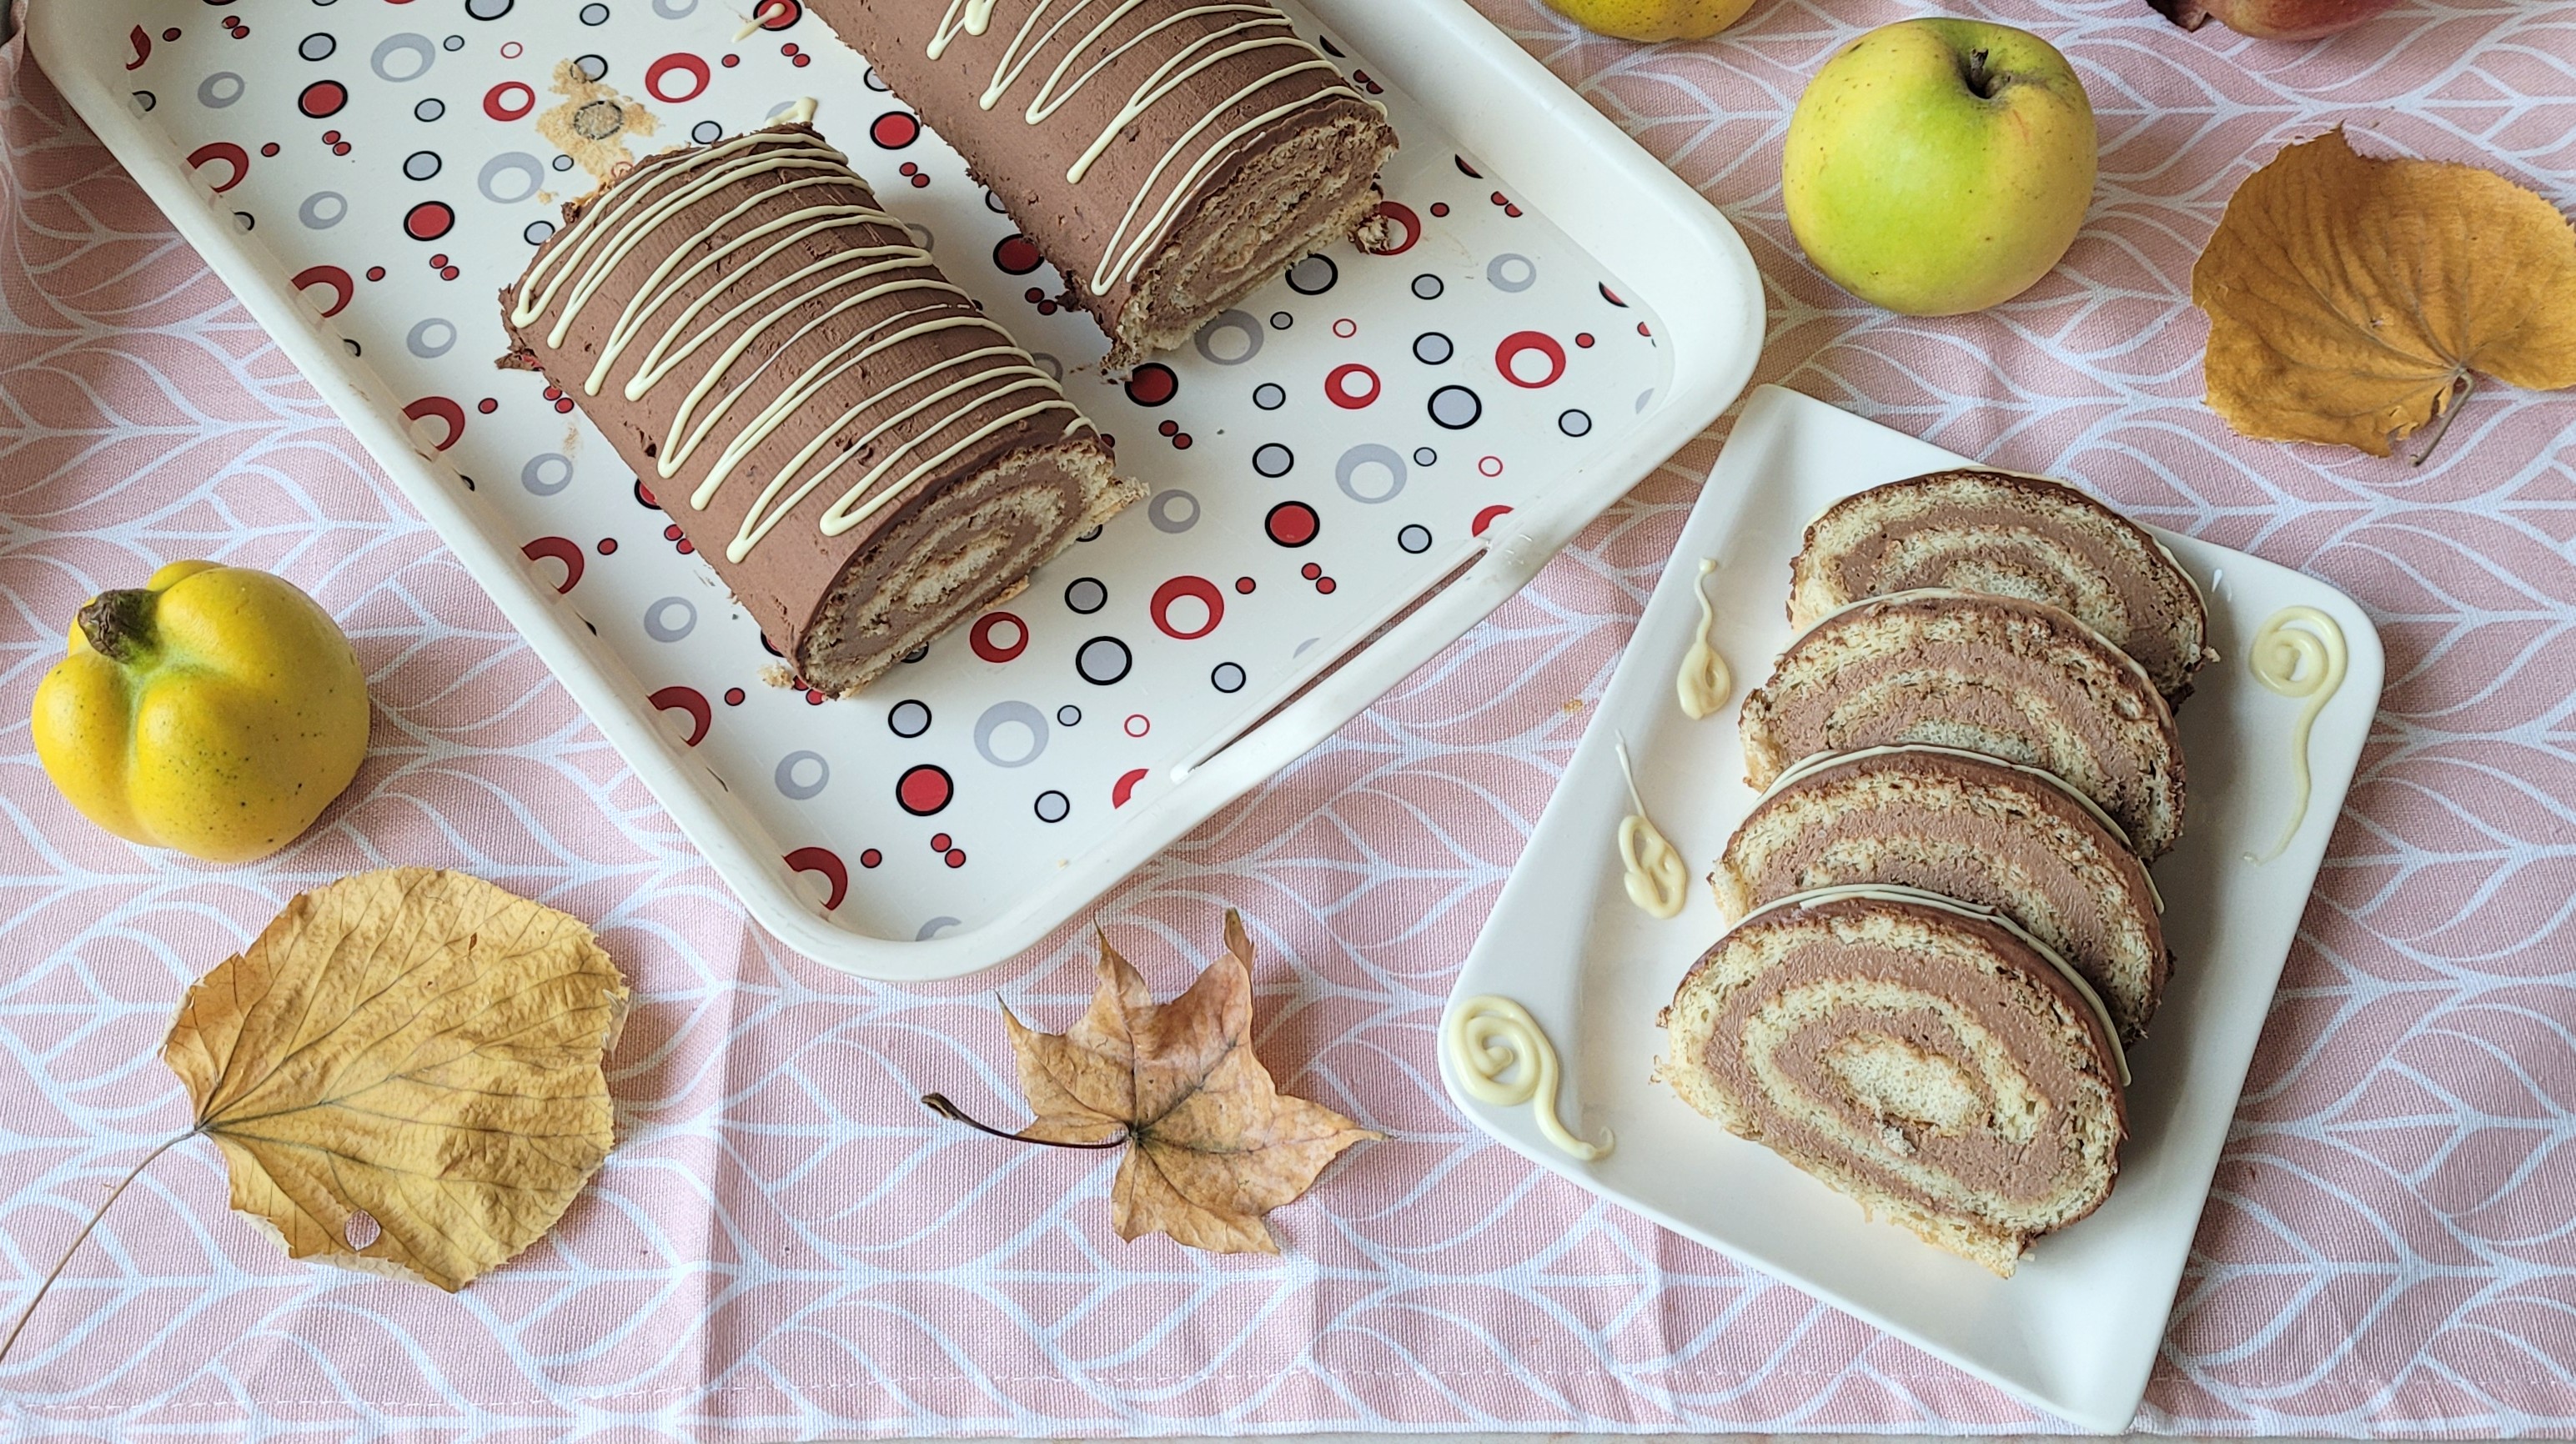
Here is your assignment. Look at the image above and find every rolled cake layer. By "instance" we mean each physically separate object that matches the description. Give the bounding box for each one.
[501,124,1140,694]
[1739,589,2187,860]
[1714,745,2170,1043]
[1790,469,2216,703]
[1655,886,2127,1276]
[809,0,1398,366]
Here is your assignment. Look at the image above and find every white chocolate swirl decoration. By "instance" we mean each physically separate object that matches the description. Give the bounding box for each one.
[923,0,1381,293]
[508,129,1089,565]
[1676,558,1731,720]
[2244,605,2348,865]
[1614,737,1688,920]
[1445,995,1610,1161]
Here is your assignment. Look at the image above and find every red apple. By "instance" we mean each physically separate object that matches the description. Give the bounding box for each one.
[2147,0,2398,39]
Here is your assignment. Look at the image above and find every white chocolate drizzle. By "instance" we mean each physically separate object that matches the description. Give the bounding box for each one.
[1675,557,1730,719]
[1614,735,1687,920]
[2243,605,2348,865]
[510,129,1088,565]
[1738,882,2129,1086]
[922,0,1380,293]
[1446,995,1609,1161]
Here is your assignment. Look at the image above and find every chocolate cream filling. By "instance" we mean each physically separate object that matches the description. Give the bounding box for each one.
[1720,747,2169,1041]
[1794,469,2211,699]
[1703,892,2123,1220]
[1743,591,2184,858]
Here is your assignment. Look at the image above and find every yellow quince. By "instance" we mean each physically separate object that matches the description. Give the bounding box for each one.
[1541,0,1760,42]
[32,560,371,864]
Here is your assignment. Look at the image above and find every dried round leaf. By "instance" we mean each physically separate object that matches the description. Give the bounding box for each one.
[2192,128,2576,456]
[161,869,628,1291]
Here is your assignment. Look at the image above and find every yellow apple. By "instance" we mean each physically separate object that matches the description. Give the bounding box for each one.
[1782,18,2098,315]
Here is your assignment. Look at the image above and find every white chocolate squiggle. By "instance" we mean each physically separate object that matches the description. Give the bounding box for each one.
[1446,995,1610,1161]
[2244,605,2348,865]
[1614,736,1687,920]
[924,0,1379,293]
[510,129,1088,564]
[1676,558,1730,719]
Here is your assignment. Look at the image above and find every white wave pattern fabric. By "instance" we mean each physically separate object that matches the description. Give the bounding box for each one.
[2,0,2573,1435]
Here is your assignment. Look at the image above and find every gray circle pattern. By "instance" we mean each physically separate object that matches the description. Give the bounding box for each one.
[1486,253,1538,293]
[643,596,696,642]
[298,191,348,228]
[1252,444,1293,479]
[1334,444,1407,504]
[973,701,1049,768]
[774,750,830,800]
[1147,489,1198,534]
[479,153,545,204]
[405,318,457,359]
[198,72,245,108]
[370,33,437,82]
[521,452,573,495]
[1191,310,1263,366]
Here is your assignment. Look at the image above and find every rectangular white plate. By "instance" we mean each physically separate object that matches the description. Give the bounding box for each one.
[1442,385,2384,1433]
[30,0,1760,981]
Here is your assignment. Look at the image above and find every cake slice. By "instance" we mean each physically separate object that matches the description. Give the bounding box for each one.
[1790,469,2216,702]
[1739,590,2187,859]
[1656,886,2127,1276]
[1714,745,2170,1042]
[810,0,1398,367]
[501,124,1140,694]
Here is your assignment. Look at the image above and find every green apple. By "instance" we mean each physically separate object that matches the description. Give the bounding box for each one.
[1782,18,2098,316]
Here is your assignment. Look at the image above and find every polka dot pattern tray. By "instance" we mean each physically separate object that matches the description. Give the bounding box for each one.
[33,0,1762,980]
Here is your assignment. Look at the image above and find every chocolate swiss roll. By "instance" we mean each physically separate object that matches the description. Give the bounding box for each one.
[1655,887,2127,1276]
[807,0,1398,366]
[502,124,1139,694]
[1713,745,2170,1043]
[1739,590,2187,860]
[1790,469,2216,703]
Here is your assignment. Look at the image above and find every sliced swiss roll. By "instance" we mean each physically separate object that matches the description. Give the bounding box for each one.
[1713,746,2169,1043]
[1655,886,2127,1276]
[811,0,1398,367]
[1739,590,2187,860]
[501,124,1140,696]
[1789,469,2216,703]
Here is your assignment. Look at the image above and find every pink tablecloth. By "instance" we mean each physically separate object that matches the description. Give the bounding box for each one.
[3,0,2572,1436]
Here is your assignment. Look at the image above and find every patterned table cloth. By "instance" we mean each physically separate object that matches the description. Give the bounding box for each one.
[2,0,2571,1436]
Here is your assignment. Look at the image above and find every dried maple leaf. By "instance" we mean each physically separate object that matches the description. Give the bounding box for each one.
[2192,128,2576,460]
[929,911,1381,1255]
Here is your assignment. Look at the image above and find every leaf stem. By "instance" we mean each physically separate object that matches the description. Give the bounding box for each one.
[2411,372,2474,468]
[0,1130,198,1369]
[920,1094,1126,1150]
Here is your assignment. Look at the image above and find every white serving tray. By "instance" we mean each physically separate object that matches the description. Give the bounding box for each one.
[33,0,1760,981]
[1442,386,2384,1432]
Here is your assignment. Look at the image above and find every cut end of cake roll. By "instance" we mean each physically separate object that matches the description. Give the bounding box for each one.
[1740,589,2187,859]
[1655,888,2127,1276]
[801,439,1138,695]
[1789,469,2216,703]
[1107,115,1397,368]
[500,123,1139,695]
[1713,745,2170,1043]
